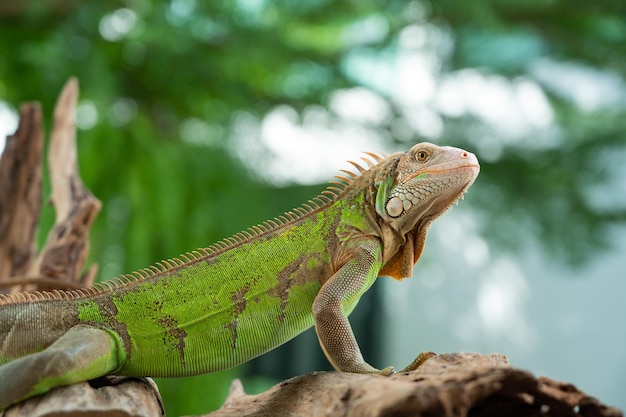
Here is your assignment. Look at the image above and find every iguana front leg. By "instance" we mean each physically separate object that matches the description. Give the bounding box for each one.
[313,241,436,375]
[0,324,123,410]
[312,241,396,375]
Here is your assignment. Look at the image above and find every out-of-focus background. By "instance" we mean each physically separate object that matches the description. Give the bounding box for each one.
[1,1,625,415]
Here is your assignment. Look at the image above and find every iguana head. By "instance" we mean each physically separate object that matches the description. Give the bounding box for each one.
[376,142,479,280]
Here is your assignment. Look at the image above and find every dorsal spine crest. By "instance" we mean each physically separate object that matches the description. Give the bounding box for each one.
[0,151,390,306]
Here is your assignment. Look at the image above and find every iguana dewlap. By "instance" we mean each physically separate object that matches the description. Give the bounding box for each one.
[0,142,479,410]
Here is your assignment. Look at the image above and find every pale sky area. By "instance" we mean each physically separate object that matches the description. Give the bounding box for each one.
[1,18,625,411]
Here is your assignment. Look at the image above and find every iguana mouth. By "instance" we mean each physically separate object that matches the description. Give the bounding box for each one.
[406,157,480,183]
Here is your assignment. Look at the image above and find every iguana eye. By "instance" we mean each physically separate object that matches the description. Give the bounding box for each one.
[416,150,429,162]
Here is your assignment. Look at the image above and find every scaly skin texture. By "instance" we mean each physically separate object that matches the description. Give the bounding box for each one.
[0,142,479,410]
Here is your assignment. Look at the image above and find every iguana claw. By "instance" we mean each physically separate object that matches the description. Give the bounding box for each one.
[379,366,395,376]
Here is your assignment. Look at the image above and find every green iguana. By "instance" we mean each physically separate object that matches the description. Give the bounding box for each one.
[0,142,479,410]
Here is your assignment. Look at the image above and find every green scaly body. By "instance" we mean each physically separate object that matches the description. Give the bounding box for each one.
[0,142,479,410]
[1,198,374,376]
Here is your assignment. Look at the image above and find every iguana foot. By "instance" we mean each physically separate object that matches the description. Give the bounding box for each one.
[397,351,436,373]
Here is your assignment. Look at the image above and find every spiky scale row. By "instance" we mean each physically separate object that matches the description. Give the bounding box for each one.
[363,151,384,162]
[340,170,359,180]
[0,153,386,307]
[348,160,367,174]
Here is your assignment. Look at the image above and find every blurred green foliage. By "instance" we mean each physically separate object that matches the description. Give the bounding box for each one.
[2,0,626,414]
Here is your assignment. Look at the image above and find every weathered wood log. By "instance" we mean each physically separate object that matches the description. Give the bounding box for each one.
[206,353,622,417]
[2,377,164,417]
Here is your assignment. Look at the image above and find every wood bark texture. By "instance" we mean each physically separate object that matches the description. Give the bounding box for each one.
[207,353,622,417]
[3,377,164,417]
[0,102,42,280]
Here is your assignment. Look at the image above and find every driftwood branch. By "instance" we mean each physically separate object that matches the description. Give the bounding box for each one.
[3,377,164,417]
[28,77,101,286]
[0,102,43,280]
[206,353,622,417]
[0,78,100,291]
